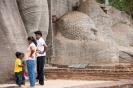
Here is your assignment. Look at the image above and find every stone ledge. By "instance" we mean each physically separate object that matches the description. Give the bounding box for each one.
[65,80,133,88]
[51,63,131,69]
[0,84,17,88]
[45,68,133,80]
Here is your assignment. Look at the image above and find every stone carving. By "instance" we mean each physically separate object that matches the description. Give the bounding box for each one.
[52,15,57,23]
[0,0,49,83]
[53,10,119,65]
[112,23,133,47]
[47,0,133,66]
[58,11,97,41]
[0,0,133,84]
[52,38,119,65]
[78,0,116,43]
[16,0,49,40]
[0,0,28,83]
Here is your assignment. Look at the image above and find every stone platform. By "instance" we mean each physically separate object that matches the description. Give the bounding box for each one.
[45,64,133,81]
[1,80,133,88]
[1,64,133,88]
[66,80,133,88]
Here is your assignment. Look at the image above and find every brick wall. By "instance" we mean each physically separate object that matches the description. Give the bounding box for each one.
[45,67,133,80]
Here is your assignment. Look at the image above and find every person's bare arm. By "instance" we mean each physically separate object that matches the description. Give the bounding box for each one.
[17,60,23,67]
[23,65,26,71]
[29,46,35,58]
[36,48,40,53]
[39,44,47,54]
[43,44,47,53]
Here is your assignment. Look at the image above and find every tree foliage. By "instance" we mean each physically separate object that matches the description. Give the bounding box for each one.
[97,0,133,18]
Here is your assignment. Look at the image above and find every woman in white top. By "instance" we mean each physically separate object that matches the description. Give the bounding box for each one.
[26,36,37,88]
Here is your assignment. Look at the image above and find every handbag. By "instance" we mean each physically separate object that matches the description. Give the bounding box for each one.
[24,72,29,80]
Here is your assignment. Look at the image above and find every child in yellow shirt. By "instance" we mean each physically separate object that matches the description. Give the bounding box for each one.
[14,52,23,88]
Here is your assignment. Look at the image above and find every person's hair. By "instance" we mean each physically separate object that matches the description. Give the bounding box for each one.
[15,52,21,58]
[21,53,24,57]
[34,31,42,37]
[27,36,37,46]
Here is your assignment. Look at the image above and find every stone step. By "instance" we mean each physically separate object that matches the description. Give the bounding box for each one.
[51,63,131,69]
[0,84,17,88]
[66,80,133,88]
[45,67,133,81]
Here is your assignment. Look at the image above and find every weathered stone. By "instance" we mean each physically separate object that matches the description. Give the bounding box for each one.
[118,46,133,62]
[78,0,106,18]
[119,52,133,63]
[1,0,133,84]
[108,6,133,25]
[16,0,49,40]
[51,0,80,18]
[45,68,133,81]
[77,0,116,43]
[46,0,80,58]
[68,63,89,68]
[58,11,96,41]
[51,38,119,65]
[112,23,133,47]
[47,0,121,65]
[77,0,133,45]
[0,0,27,83]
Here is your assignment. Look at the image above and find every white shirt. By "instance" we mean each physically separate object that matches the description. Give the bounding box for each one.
[36,37,46,57]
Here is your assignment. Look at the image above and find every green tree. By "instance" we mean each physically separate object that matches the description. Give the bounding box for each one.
[97,0,133,19]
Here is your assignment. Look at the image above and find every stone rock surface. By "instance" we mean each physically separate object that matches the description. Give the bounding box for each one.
[17,0,49,40]
[0,0,49,84]
[0,0,28,83]
[1,0,133,84]
[78,0,133,44]
[58,11,96,41]
[119,52,133,63]
[46,0,80,58]
[77,0,116,43]
[47,0,133,65]
[52,38,119,65]
[112,23,133,47]
[108,6,133,25]
[50,0,80,18]
[119,46,133,63]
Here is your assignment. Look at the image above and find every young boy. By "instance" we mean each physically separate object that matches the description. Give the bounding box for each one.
[14,52,23,88]
[21,53,26,85]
